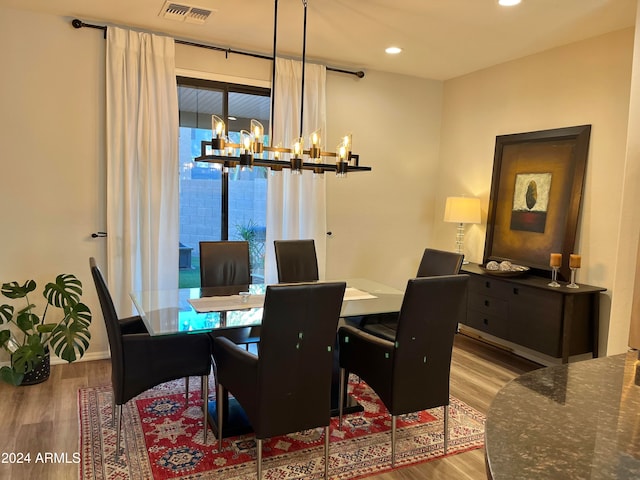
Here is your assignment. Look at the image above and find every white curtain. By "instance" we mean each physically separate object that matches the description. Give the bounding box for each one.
[106,27,179,315]
[265,58,327,283]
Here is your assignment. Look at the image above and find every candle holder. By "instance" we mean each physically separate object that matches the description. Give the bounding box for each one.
[548,266,561,287]
[568,267,579,288]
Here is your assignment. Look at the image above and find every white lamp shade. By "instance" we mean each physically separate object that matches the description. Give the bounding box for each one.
[444,196,481,224]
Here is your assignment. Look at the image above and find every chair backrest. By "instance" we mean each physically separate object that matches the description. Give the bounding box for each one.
[273,239,319,283]
[392,275,468,415]
[89,257,125,396]
[199,241,251,287]
[416,248,464,277]
[254,281,346,438]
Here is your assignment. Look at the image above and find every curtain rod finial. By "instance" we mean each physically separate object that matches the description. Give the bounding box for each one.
[72,19,83,29]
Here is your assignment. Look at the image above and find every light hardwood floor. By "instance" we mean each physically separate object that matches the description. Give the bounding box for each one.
[0,334,540,480]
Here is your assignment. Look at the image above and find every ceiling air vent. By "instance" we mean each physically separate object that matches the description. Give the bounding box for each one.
[159,1,215,24]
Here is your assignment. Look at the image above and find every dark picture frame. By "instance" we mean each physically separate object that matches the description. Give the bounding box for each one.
[484,125,591,281]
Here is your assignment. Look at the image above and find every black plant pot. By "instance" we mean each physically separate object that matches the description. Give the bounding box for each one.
[18,350,51,386]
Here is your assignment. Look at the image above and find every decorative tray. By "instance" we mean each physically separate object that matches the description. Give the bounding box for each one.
[479,263,530,277]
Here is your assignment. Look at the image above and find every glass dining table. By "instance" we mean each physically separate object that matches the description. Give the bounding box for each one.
[130,278,404,438]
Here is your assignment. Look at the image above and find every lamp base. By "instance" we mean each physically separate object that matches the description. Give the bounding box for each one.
[455,223,468,263]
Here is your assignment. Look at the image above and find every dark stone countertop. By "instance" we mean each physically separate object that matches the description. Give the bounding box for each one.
[486,351,640,479]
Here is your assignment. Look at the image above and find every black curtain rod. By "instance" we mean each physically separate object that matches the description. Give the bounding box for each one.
[71,19,365,79]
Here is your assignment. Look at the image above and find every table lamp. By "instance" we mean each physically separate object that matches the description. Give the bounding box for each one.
[444,196,481,263]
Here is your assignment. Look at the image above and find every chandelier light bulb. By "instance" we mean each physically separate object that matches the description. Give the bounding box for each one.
[309,128,322,160]
[250,119,264,155]
[239,129,253,169]
[211,115,226,150]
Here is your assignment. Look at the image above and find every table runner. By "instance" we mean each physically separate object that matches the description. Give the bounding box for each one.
[188,287,375,313]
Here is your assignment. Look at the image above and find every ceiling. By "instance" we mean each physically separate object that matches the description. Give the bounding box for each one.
[2,0,637,80]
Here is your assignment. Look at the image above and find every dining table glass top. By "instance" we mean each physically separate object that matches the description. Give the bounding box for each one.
[130,278,404,336]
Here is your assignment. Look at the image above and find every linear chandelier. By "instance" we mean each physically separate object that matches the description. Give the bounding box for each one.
[194,0,371,177]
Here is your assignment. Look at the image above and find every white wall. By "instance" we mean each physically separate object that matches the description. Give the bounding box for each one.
[324,71,443,289]
[617,3,640,350]
[175,42,272,85]
[435,28,634,356]
[0,6,108,362]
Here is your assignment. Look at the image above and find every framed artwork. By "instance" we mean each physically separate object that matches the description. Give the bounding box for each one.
[484,125,591,281]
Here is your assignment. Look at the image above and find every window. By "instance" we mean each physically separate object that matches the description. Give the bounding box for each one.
[177,76,270,287]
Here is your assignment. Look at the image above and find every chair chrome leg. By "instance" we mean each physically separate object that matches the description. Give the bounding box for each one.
[257,438,263,480]
[338,368,345,428]
[111,396,116,427]
[391,415,397,468]
[202,375,209,445]
[217,383,224,452]
[324,425,330,479]
[185,377,189,405]
[115,404,123,461]
[444,404,449,455]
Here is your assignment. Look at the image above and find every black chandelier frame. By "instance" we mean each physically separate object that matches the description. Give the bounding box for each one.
[194,0,371,176]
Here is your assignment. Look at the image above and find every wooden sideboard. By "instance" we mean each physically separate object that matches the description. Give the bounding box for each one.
[461,263,606,363]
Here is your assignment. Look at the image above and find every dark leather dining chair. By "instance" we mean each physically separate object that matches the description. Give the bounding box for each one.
[416,248,464,277]
[199,240,251,287]
[337,274,468,467]
[199,240,260,349]
[360,248,464,340]
[212,281,346,479]
[273,239,319,283]
[89,258,212,457]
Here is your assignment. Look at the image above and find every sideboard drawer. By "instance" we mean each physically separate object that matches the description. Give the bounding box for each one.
[468,292,508,319]
[468,275,513,297]
[466,309,509,338]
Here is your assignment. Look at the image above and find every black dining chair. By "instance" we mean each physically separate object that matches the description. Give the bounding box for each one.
[337,274,468,467]
[89,258,213,457]
[416,248,464,277]
[359,248,464,340]
[212,281,346,479]
[273,239,319,283]
[199,240,260,349]
[199,240,251,287]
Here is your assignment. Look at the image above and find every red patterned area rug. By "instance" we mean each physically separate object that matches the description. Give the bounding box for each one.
[78,378,484,480]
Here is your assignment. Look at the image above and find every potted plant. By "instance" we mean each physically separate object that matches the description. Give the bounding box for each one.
[0,273,92,386]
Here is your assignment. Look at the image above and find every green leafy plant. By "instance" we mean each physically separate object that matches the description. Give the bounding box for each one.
[235,219,266,275]
[0,274,92,385]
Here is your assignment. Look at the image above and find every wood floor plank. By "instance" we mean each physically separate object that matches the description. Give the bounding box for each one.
[364,334,540,480]
[0,335,540,480]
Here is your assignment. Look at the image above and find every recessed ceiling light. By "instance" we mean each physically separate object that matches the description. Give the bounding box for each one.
[385,46,402,55]
[498,0,521,6]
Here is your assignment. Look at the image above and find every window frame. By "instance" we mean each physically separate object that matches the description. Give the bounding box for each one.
[177,75,270,240]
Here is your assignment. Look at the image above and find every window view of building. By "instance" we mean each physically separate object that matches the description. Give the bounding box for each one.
[177,77,270,286]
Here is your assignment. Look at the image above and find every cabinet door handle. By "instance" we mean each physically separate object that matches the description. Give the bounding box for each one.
[484,300,490,307]
[483,318,489,325]
[485,281,491,288]
[513,287,519,295]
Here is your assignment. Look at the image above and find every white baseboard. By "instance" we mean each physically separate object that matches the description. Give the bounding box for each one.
[50,350,111,365]
[0,350,110,368]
